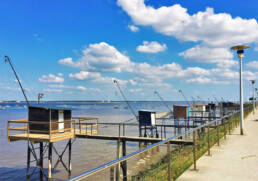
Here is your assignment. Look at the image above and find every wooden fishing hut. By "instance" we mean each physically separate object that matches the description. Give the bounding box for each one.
[192,104,207,117]
[173,105,189,135]
[221,102,239,115]
[138,110,158,138]
[7,106,75,180]
[206,103,216,117]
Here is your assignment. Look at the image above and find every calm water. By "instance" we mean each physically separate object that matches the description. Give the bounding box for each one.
[0,101,185,181]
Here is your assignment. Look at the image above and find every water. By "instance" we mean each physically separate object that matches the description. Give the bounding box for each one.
[0,101,184,180]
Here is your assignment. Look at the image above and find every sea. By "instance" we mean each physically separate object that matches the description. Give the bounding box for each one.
[0,101,187,181]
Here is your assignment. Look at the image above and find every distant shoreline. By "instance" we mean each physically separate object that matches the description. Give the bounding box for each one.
[0,100,185,103]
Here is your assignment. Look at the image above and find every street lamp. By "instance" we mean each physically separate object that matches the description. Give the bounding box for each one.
[250,80,255,114]
[231,45,250,135]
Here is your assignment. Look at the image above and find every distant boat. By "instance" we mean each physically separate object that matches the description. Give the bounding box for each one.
[0,106,3,110]
[114,106,119,109]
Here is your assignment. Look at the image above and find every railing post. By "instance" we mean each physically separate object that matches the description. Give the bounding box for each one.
[223,118,226,139]
[193,130,197,170]
[7,121,10,139]
[123,124,125,136]
[207,124,211,156]
[167,141,171,181]
[229,117,231,135]
[119,124,121,137]
[79,119,82,133]
[216,121,220,146]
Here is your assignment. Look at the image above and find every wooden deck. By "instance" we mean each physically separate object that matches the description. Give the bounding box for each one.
[8,129,99,142]
[8,131,75,142]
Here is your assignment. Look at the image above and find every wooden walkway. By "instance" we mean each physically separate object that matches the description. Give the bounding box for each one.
[178,108,258,181]
[75,134,193,145]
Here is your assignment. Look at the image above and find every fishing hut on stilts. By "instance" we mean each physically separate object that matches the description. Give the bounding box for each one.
[8,106,75,180]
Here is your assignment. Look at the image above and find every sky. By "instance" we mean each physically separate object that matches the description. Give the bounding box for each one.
[0,0,258,102]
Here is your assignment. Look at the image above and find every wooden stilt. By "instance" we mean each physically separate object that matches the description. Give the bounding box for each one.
[122,141,127,181]
[26,143,31,180]
[48,142,53,179]
[39,142,43,181]
[116,140,121,181]
[68,139,72,176]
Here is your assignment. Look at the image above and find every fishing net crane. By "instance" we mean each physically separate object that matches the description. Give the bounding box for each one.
[178,89,191,107]
[154,90,172,112]
[113,79,138,121]
[4,56,30,107]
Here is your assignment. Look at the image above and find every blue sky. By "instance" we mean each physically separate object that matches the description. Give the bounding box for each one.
[0,0,258,101]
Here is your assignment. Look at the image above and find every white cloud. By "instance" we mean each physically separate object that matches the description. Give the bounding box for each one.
[128,88,142,93]
[69,71,101,80]
[129,79,137,86]
[128,25,139,32]
[179,45,233,63]
[59,58,75,67]
[136,41,167,53]
[117,0,258,47]
[59,42,132,73]
[76,86,87,91]
[69,71,128,86]
[39,74,64,83]
[43,88,63,93]
[246,61,258,69]
[48,84,74,89]
[186,77,212,84]
[217,59,238,68]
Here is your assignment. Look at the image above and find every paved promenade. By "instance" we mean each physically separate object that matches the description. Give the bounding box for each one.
[178,108,258,181]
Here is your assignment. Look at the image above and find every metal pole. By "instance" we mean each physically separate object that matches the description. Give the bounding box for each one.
[239,56,245,135]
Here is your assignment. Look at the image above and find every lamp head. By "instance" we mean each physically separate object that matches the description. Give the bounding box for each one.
[231,45,250,59]
[4,56,9,63]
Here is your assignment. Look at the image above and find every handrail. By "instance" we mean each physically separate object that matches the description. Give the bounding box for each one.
[68,110,239,181]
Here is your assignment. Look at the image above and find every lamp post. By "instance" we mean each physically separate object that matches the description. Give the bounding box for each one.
[38,93,44,105]
[231,45,250,135]
[250,80,255,114]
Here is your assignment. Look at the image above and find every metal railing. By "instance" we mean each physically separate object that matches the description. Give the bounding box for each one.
[67,106,249,181]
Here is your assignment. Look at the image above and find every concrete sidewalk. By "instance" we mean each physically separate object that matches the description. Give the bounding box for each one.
[177,108,258,181]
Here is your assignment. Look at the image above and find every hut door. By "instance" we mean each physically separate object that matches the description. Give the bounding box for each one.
[58,110,64,132]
